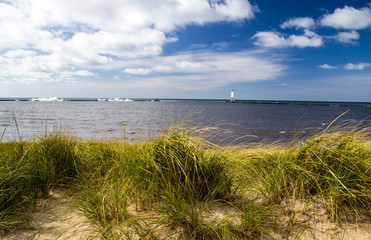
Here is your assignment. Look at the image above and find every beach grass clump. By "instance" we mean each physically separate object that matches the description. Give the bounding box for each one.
[288,131,371,216]
[74,176,133,238]
[32,130,79,188]
[72,129,236,238]
[72,141,136,236]
[233,199,276,239]
[241,128,371,219]
[0,130,80,230]
[147,131,232,202]
[158,196,276,239]
[0,142,36,229]
[76,141,122,184]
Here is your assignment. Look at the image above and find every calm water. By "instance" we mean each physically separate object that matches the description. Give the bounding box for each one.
[1,100,370,145]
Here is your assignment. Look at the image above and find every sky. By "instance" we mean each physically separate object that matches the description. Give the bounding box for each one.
[0,0,371,101]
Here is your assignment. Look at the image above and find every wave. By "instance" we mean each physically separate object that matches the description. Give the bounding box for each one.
[98,98,133,102]
[31,97,63,102]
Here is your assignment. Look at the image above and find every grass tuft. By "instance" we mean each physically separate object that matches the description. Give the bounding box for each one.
[148,131,232,202]
[242,127,371,220]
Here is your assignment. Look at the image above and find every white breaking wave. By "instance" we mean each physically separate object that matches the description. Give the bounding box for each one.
[31,97,63,102]
[99,98,133,102]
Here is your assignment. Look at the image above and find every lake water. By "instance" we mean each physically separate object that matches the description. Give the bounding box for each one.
[0,100,370,145]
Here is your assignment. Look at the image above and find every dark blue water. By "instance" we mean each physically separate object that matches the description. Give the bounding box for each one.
[0,100,370,145]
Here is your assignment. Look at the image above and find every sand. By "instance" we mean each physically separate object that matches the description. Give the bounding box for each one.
[0,191,370,239]
[0,189,94,240]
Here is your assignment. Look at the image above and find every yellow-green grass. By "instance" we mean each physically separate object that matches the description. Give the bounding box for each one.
[236,127,371,218]
[0,123,370,239]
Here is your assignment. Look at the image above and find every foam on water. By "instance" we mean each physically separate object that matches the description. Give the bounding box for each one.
[98,98,133,102]
[31,97,63,102]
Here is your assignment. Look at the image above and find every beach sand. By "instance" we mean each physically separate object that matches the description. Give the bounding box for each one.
[0,189,93,240]
[1,189,369,240]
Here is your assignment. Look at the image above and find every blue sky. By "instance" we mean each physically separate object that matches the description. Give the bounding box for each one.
[0,0,371,101]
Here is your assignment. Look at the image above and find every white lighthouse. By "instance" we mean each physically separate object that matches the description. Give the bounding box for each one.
[230,89,235,103]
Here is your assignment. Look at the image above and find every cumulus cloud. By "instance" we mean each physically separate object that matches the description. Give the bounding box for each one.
[212,0,255,21]
[0,0,255,84]
[321,5,371,30]
[319,64,338,70]
[252,32,288,48]
[253,30,323,48]
[254,4,371,48]
[333,31,360,44]
[280,17,315,29]
[343,63,371,70]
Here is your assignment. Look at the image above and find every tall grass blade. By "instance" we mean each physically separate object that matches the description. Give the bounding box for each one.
[0,124,7,142]
[12,113,22,142]
[321,110,349,136]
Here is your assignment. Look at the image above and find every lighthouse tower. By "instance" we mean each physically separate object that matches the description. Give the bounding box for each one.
[230,89,235,103]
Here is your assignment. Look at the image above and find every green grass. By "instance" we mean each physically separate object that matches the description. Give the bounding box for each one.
[237,126,371,220]
[0,122,370,239]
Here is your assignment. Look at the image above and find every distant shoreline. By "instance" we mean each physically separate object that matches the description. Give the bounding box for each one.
[1,97,370,107]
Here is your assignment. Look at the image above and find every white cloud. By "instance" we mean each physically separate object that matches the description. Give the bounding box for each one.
[212,0,255,20]
[0,0,255,85]
[176,61,205,70]
[122,51,286,90]
[343,63,371,70]
[74,70,96,76]
[253,30,323,48]
[123,58,211,75]
[0,49,286,97]
[320,62,371,71]
[0,3,52,49]
[254,5,371,49]
[4,49,37,58]
[333,31,360,44]
[252,32,288,48]
[319,64,338,70]
[254,4,371,48]
[124,68,154,75]
[289,30,323,48]
[321,6,371,30]
[280,17,315,29]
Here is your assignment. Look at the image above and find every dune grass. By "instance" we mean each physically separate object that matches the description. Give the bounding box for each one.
[0,121,370,239]
[237,127,371,219]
